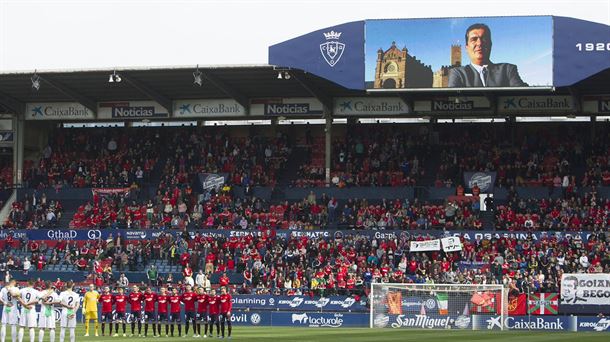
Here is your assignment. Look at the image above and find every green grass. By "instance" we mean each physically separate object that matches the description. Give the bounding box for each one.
[70,325,608,342]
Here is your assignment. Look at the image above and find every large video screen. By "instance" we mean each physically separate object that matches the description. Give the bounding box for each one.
[365,16,553,89]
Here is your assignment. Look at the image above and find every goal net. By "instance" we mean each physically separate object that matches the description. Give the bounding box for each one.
[370,283,508,330]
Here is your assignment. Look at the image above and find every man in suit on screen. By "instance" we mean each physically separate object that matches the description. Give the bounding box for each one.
[448,23,528,88]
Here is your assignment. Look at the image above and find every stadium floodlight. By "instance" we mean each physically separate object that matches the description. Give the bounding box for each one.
[108,71,122,83]
[31,71,41,91]
[193,65,203,86]
[277,71,291,80]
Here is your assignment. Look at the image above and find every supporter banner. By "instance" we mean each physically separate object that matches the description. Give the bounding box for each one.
[414,97,491,113]
[508,294,526,315]
[472,315,577,331]
[458,261,488,271]
[441,237,462,252]
[409,239,440,252]
[92,188,130,195]
[528,293,559,315]
[0,229,594,242]
[250,98,324,116]
[497,95,573,113]
[333,97,410,115]
[173,99,246,118]
[231,295,366,312]
[198,173,226,192]
[582,96,610,114]
[560,273,610,308]
[272,312,368,328]
[98,101,169,119]
[463,172,496,192]
[25,102,95,121]
[0,131,13,144]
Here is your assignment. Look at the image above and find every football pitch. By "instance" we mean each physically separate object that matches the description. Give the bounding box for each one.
[71,326,608,341]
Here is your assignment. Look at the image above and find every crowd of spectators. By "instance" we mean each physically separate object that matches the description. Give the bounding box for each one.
[4,192,63,228]
[296,127,428,188]
[1,228,608,298]
[0,157,14,190]
[13,124,610,192]
[434,125,586,189]
[64,187,483,231]
[23,128,163,189]
[582,135,610,187]
[162,128,291,187]
[495,188,609,231]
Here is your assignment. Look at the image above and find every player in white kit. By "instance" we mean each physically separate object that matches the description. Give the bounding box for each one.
[1,279,19,342]
[38,282,59,342]
[58,282,80,342]
[19,280,41,342]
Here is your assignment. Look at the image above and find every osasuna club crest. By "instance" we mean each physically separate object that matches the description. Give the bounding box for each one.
[320,30,345,67]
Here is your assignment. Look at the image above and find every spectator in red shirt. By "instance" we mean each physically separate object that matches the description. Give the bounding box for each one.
[219,273,230,287]
[53,278,64,291]
[183,265,194,286]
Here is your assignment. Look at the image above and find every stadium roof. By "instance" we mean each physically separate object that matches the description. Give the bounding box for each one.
[0,65,362,115]
[1,65,609,115]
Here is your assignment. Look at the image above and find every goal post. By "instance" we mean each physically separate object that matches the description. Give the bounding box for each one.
[370,283,508,330]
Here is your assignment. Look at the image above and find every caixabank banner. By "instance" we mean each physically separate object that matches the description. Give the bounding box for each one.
[472,315,577,331]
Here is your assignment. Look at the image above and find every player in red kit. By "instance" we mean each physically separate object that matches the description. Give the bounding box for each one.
[219,287,233,339]
[143,287,157,337]
[207,289,220,338]
[156,287,170,337]
[196,287,209,338]
[169,287,182,337]
[180,284,197,337]
[99,286,114,336]
[113,287,128,337]
[128,285,144,336]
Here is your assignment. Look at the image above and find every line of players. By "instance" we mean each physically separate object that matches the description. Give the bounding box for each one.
[1,279,81,342]
[96,284,233,339]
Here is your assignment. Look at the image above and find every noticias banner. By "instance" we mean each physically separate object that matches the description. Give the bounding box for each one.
[250,98,324,116]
